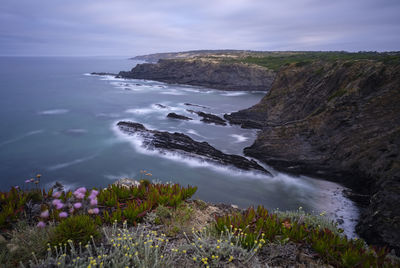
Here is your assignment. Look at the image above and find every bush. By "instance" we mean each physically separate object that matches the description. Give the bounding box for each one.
[50,215,100,246]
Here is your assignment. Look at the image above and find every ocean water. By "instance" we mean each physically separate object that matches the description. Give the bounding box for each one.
[0,56,359,237]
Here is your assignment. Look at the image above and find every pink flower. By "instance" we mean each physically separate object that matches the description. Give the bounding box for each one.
[69,207,74,214]
[40,210,49,218]
[25,179,31,183]
[52,191,61,198]
[88,208,99,214]
[75,187,87,194]
[89,190,99,199]
[73,202,82,209]
[73,192,85,199]
[52,199,61,206]
[37,221,46,228]
[59,212,68,218]
[90,198,98,206]
[56,202,64,210]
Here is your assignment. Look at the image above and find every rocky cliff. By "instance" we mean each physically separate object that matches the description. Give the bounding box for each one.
[118,58,276,91]
[225,60,400,253]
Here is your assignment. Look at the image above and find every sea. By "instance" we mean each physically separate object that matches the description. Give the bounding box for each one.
[0,56,359,237]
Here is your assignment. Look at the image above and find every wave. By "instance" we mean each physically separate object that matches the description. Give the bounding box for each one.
[47,154,98,171]
[221,92,248,97]
[112,123,274,179]
[160,90,187,96]
[0,130,44,147]
[38,109,69,115]
[230,134,248,143]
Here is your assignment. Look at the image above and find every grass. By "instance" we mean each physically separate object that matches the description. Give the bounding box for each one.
[221,51,400,71]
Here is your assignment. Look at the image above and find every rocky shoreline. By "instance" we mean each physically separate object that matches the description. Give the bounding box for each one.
[117,58,276,91]
[225,60,400,254]
[116,121,270,175]
[110,52,400,253]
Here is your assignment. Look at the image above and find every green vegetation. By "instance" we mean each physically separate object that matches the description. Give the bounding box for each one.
[0,178,398,267]
[50,215,100,246]
[215,205,393,267]
[222,51,400,71]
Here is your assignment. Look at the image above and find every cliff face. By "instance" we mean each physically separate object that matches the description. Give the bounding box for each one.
[118,58,276,91]
[225,60,400,253]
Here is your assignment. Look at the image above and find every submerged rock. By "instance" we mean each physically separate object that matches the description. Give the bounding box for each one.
[167,113,193,121]
[184,103,209,109]
[90,72,117,76]
[117,121,270,175]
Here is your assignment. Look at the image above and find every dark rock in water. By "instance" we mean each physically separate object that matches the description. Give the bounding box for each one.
[167,113,193,121]
[90,72,117,76]
[116,121,270,175]
[186,110,227,125]
[196,112,227,126]
[155,104,168,109]
[184,103,209,109]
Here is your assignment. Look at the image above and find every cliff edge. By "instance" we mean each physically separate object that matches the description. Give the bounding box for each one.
[225,60,400,253]
[118,58,276,91]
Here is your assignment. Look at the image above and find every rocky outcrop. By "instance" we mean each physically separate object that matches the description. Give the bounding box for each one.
[225,60,400,253]
[118,58,276,91]
[167,113,193,121]
[90,72,117,76]
[117,121,270,175]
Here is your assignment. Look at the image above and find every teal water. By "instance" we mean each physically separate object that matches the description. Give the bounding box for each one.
[0,56,358,237]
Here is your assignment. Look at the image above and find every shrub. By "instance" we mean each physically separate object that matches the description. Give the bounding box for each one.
[50,215,100,246]
[215,206,396,267]
[0,221,54,266]
[30,221,178,267]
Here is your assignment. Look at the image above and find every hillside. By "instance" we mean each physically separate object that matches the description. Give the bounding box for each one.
[225,59,400,253]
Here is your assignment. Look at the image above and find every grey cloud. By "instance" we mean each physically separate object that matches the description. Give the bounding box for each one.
[0,0,399,56]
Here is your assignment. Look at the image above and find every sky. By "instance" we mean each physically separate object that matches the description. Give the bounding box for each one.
[0,0,399,56]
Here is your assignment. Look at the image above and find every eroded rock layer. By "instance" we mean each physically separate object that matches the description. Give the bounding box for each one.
[225,60,400,253]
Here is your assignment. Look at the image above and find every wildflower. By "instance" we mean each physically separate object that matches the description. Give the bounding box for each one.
[37,221,46,228]
[193,257,197,261]
[74,202,82,209]
[30,178,35,182]
[90,198,98,206]
[74,192,85,199]
[25,179,31,183]
[52,191,62,198]
[320,211,326,216]
[76,187,87,193]
[229,256,234,262]
[59,212,68,218]
[40,210,49,218]
[216,245,220,249]
[88,208,99,214]
[56,202,64,210]
[52,199,61,206]
[36,174,42,178]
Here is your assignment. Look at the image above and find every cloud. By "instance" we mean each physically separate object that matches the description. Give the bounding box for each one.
[0,0,399,56]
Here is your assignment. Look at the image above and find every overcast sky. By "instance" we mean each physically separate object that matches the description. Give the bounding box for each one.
[1,0,399,56]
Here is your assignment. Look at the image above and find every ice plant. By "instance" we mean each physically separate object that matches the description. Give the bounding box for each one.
[52,191,61,198]
[37,221,46,228]
[55,202,64,210]
[73,202,82,209]
[40,210,49,218]
[90,198,98,206]
[59,212,68,218]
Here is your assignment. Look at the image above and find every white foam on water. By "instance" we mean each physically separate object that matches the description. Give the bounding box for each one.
[45,180,80,192]
[230,134,248,143]
[0,130,44,147]
[38,109,69,115]
[221,92,248,97]
[47,154,98,171]
[160,90,186,96]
